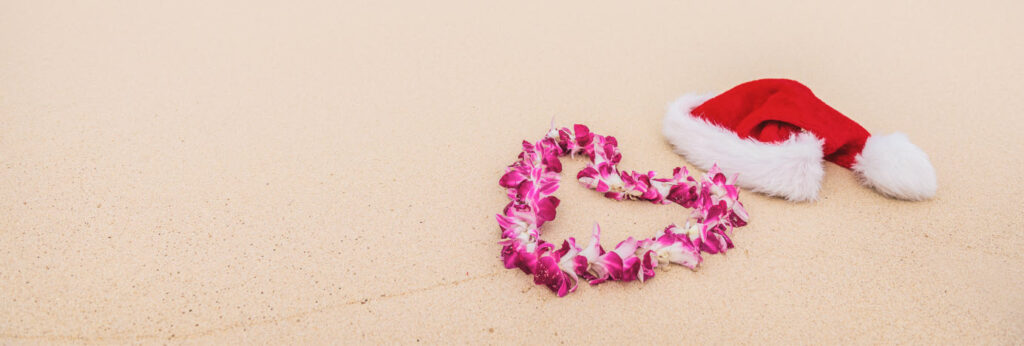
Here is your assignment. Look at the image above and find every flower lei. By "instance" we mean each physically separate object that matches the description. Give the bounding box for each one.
[497,124,749,297]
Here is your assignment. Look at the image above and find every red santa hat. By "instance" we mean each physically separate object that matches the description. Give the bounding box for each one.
[663,78,936,202]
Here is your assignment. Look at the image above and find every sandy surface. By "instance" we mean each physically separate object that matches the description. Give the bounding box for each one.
[2,0,1023,344]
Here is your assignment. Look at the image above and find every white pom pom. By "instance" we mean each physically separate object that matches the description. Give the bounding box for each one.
[853,133,937,200]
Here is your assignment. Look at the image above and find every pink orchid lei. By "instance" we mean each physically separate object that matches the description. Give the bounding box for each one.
[497,124,749,297]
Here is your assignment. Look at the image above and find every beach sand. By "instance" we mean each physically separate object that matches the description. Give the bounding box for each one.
[1,0,1022,343]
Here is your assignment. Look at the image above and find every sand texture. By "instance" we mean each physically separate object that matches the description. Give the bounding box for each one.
[2,0,1023,344]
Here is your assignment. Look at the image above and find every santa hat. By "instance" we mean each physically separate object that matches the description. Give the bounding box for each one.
[663,79,936,202]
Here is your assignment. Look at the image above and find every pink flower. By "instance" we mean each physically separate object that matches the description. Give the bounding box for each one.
[501,198,560,229]
[729,203,749,227]
[500,240,536,274]
[639,251,657,282]
[530,237,589,297]
[697,224,733,254]
[555,238,583,281]
[640,226,703,270]
[533,254,576,297]
[610,237,640,282]
[704,165,739,201]
[661,167,700,207]
[577,162,626,200]
[573,124,596,157]
[537,138,564,173]
[621,170,658,201]
[591,135,622,165]
[589,251,623,284]
[498,168,528,189]
[497,124,750,296]
[575,224,615,284]
[534,196,560,226]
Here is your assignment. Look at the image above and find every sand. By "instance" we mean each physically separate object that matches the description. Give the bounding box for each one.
[2,0,1023,344]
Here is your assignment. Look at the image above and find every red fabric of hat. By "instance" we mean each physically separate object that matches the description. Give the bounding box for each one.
[663,78,936,202]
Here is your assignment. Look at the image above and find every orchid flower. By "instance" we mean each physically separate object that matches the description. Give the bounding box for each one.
[639,226,702,270]
[496,124,750,296]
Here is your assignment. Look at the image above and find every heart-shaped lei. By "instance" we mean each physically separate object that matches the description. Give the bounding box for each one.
[497,124,749,296]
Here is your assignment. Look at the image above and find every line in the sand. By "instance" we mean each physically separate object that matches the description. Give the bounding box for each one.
[0,271,505,342]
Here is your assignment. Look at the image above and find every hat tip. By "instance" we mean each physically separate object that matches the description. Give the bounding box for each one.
[853,133,937,200]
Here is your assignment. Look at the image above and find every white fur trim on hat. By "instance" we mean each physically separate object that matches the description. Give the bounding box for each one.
[852,133,937,201]
[663,93,825,202]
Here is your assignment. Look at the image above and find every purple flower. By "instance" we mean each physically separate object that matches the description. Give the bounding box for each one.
[610,237,640,282]
[639,251,657,282]
[640,226,703,270]
[496,124,750,296]
[696,224,733,255]
[533,254,576,297]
